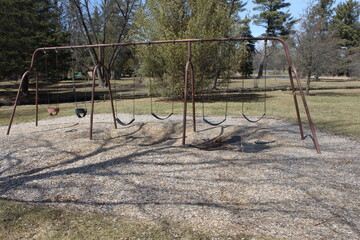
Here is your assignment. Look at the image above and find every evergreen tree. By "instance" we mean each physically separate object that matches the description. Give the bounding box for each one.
[317,0,335,18]
[333,0,360,77]
[238,17,255,78]
[333,0,360,49]
[134,0,247,96]
[252,0,296,79]
[0,0,69,81]
[252,0,297,37]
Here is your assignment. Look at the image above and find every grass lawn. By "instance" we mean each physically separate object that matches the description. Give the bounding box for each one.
[2,88,359,138]
[1,199,257,240]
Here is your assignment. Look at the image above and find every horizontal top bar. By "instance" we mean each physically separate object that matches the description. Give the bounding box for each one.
[36,37,284,52]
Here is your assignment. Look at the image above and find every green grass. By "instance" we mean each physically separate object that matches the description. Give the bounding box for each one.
[230,75,360,90]
[2,88,360,138]
[0,199,256,240]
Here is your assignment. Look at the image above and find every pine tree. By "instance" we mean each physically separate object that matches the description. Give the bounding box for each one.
[252,0,296,80]
[333,0,360,49]
[238,17,255,78]
[333,0,360,77]
[134,0,247,97]
[0,0,68,81]
[252,0,297,37]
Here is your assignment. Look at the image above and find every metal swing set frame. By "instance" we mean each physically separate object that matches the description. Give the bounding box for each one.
[6,37,321,153]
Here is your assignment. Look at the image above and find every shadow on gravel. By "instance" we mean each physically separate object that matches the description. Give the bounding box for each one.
[0,120,359,239]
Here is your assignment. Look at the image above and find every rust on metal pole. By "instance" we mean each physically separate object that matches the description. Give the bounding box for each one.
[276,38,321,154]
[35,71,39,127]
[182,68,189,145]
[190,62,196,132]
[182,64,189,145]
[90,65,100,140]
[188,42,196,132]
[291,66,321,154]
[287,67,304,139]
[7,71,31,135]
[105,67,117,129]
[182,42,192,145]
[90,47,103,139]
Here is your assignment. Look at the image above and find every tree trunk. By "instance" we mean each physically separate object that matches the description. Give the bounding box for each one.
[255,53,266,88]
[96,67,107,87]
[211,69,221,90]
[256,62,264,79]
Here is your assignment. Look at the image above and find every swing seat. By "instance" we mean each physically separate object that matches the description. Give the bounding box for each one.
[242,113,266,123]
[203,117,227,126]
[151,112,173,120]
[115,117,135,126]
[75,108,87,118]
[47,107,60,116]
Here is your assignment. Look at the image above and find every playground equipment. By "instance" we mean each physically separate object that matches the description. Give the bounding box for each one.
[147,44,176,121]
[241,40,268,123]
[149,76,175,120]
[114,74,136,126]
[200,41,231,126]
[71,50,88,118]
[6,37,321,153]
[44,50,60,116]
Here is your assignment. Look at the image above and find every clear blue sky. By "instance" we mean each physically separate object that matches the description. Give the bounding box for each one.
[246,0,347,37]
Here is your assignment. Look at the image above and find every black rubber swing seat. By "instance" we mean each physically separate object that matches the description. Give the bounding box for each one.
[151,112,173,120]
[75,108,87,118]
[242,113,266,123]
[202,117,227,126]
[115,117,135,126]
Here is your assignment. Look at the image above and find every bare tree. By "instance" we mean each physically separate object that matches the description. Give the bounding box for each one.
[67,0,139,86]
[294,2,339,94]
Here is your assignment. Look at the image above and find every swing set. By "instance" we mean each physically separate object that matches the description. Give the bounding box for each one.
[43,49,60,116]
[113,74,136,126]
[241,40,268,123]
[70,50,88,118]
[6,37,321,153]
[200,40,231,126]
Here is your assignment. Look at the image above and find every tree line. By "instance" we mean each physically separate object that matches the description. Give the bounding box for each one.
[0,0,359,95]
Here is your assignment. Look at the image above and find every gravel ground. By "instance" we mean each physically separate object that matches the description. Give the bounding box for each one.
[0,114,359,240]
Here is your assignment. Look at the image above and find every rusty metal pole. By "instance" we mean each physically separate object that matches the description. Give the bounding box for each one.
[182,64,189,145]
[90,47,103,139]
[277,38,321,154]
[287,67,304,139]
[6,71,30,135]
[35,71,39,127]
[292,66,321,154]
[182,41,192,145]
[90,65,99,140]
[190,62,196,132]
[105,67,117,129]
[188,43,196,132]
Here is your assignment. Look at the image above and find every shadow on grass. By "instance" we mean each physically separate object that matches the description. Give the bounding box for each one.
[308,91,360,97]
[196,92,271,103]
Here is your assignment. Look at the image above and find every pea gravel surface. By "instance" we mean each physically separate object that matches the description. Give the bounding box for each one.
[0,114,359,240]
